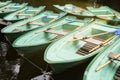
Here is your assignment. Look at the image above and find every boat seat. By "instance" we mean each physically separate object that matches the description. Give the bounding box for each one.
[108,52,120,60]
[45,29,68,35]
[76,37,105,56]
[114,66,120,80]
[84,37,105,45]
[29,22,45,26]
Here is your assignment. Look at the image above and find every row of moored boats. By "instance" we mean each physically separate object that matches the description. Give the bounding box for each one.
[0,1,120,80]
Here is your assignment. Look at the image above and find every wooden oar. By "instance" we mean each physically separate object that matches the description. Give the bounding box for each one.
[26,10,40,12]
[16,13,33,16]
[16,9,41,17]
[47,17,59,23]
[89,35,115,52]
[35,21,68,34]
[10,5,24,8]
[69,32,110,42]
[34,19,84,34]
[15,9,26,16]
[17,16,42,27]
[95,53,120,72]
[17,14,62,28]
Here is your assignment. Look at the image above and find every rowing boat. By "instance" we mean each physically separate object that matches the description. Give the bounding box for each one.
[1,11,66,42]
[94,19,120,29]
[12,16,94,57]
[3,6,46,23]
[0,2,28,18]
[44,22,120,73]
[83,37,120,80]
[0,1,11,8]
[53,4,94,17]
[87,6,120,22]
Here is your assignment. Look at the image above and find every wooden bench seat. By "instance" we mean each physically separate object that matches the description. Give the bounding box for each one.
[76,37,105,56]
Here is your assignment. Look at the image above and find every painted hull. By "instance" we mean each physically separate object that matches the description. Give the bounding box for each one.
[1,11,66,43]
[44,22,120,73]
[3,6,46,23]
[94,19,120,29]
[0,1,11,8]
[12,16,93,57]
[87,6,120,22]
[0,3,28,18]
[83,38,120,80]
[53,4,94,18]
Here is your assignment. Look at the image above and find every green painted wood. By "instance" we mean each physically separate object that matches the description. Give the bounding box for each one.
[87,6,120,22]
[1,11,66,42]
[83,38,120,80]
[12,16,93,57]
[0,2,28,18]
[94,19,120,29]
[3,6,46,23]
[53,4,94,17]
[44,22,120,73]
[0,1,11,8]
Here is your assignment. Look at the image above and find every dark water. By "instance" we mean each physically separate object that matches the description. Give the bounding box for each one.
[0,0,120,80]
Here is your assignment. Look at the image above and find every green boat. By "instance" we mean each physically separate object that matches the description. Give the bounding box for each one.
[0,1,11,8]
[44,22,120,73]
[3,6,46,23]
[53,4,94,17]
[87,6,120,22]
[94,19,120,29]
[83,36,120,80]
[0,2,28,18]
[1,11,66,42]
[12,16,93,57]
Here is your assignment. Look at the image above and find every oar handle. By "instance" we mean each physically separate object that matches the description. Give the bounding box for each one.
[17,16,41,27]
[89,45,100,52]
[103,35,116,45]
[48,17,58,23]
[95,60,111,72]
[35,29,47,34]
[96,54,120,72]
[87,32,109,38]
[114,54,120,58]
[69,32,110,42]
[15,9,26,16]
